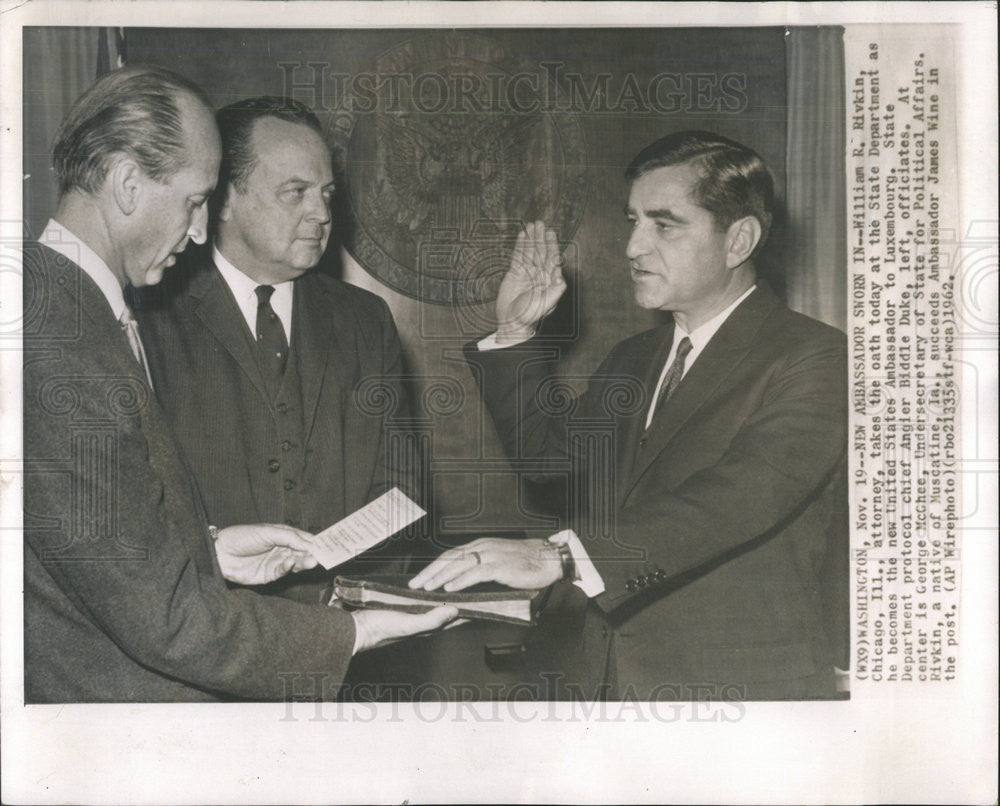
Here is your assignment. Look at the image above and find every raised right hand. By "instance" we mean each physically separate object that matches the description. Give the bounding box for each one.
[495,220,566,344]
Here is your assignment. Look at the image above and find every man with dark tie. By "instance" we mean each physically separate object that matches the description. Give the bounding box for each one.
[137,96,422,603]
[23,67,455,703]
[411,131,849,701]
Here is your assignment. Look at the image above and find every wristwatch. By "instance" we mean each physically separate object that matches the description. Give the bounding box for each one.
[546,534,578,582]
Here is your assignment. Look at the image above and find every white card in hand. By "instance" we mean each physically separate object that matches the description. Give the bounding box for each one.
[308,487,425,569]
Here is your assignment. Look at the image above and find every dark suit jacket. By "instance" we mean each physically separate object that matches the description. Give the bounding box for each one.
[23,243,356,702]
[135,249,421,600]
[466,283,849,700]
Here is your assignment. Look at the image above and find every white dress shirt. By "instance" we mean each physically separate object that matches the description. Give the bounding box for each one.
[213,245,294,343]
[40,219,127,320]
[478,284,757,598]
[643,284,756,428]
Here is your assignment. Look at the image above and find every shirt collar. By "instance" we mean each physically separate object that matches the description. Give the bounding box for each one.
[213,244,261,305]
[40,218,127,320]
[674,284,757,352]
[212,244,295,340]
[643,284,757,429]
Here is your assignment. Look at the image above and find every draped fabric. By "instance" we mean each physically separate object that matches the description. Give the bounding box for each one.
[785,27,848,331]
[22,28,125,238]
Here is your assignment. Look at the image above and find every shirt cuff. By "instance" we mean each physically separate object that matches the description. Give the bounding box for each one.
[477,331,534,351]
[548,529,605,598]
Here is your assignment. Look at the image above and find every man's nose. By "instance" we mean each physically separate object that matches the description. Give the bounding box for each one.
[625,223,647,260]
[305,190,332,224]
[187,204,209,245]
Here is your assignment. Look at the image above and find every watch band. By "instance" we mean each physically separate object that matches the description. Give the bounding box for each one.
[548,537,577,582]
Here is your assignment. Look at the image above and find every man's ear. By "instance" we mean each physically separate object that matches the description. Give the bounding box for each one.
[725,216,762,269]
[218,186,235,223]
[108,156,143,216]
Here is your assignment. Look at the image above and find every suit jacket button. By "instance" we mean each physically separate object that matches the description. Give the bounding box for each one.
[625,580,636,592]
[277,402,288,414]
[268,459,280,473]
[601,626,608,638]
[281,440,293,452]
[283,479,296,491]
[655,569,667,581]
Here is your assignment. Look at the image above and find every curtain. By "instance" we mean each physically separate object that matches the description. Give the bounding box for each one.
[785,27,847,331]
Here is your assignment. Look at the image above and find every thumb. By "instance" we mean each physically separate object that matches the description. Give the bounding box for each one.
[275,548,316,579]
[268,524,316,552]
[540,282,566,314]
[288,549,318,573]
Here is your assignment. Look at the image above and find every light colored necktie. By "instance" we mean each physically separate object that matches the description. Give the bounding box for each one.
[119,305,154,390]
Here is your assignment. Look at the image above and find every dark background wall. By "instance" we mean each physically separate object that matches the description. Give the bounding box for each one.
[23,27,789,536]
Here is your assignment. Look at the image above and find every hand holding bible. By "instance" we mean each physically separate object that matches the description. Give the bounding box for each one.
[351,605,459,653]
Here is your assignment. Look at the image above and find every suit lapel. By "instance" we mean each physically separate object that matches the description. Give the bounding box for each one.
[189,258,273,407]
[615,324,675,507]
[36,243,145,380]
[626,285,780,492]
[36,246,218,568]
[294,274,352,445]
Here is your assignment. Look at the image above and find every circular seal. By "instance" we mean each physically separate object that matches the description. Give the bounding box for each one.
[327,33,588,306]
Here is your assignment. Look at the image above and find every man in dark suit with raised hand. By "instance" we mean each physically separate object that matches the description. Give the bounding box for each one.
[136,96,422,603]
[23,66,454,703]
[411,131,848,700]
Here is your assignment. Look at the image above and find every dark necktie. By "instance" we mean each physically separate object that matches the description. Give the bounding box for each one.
[119,305,154,390]
[652,335,692,416]
[254,284,288,395]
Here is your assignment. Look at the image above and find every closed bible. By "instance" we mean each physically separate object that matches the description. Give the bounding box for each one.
[332,575,541,625]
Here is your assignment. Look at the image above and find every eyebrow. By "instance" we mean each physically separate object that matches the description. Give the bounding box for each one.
[624,206,689,225]
[278,178,337,192]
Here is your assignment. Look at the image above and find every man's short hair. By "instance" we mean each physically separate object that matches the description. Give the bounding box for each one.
[52,65,211,197]
[215,96,324,197]
[625,130,775,253]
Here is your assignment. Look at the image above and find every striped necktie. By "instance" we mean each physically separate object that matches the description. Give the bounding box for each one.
[119,305,154,390]
[651,335,692,418]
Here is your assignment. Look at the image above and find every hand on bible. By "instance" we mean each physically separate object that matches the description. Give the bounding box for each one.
[495,220,566,344]
[215,523,318,585]
[408,537,562,593]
